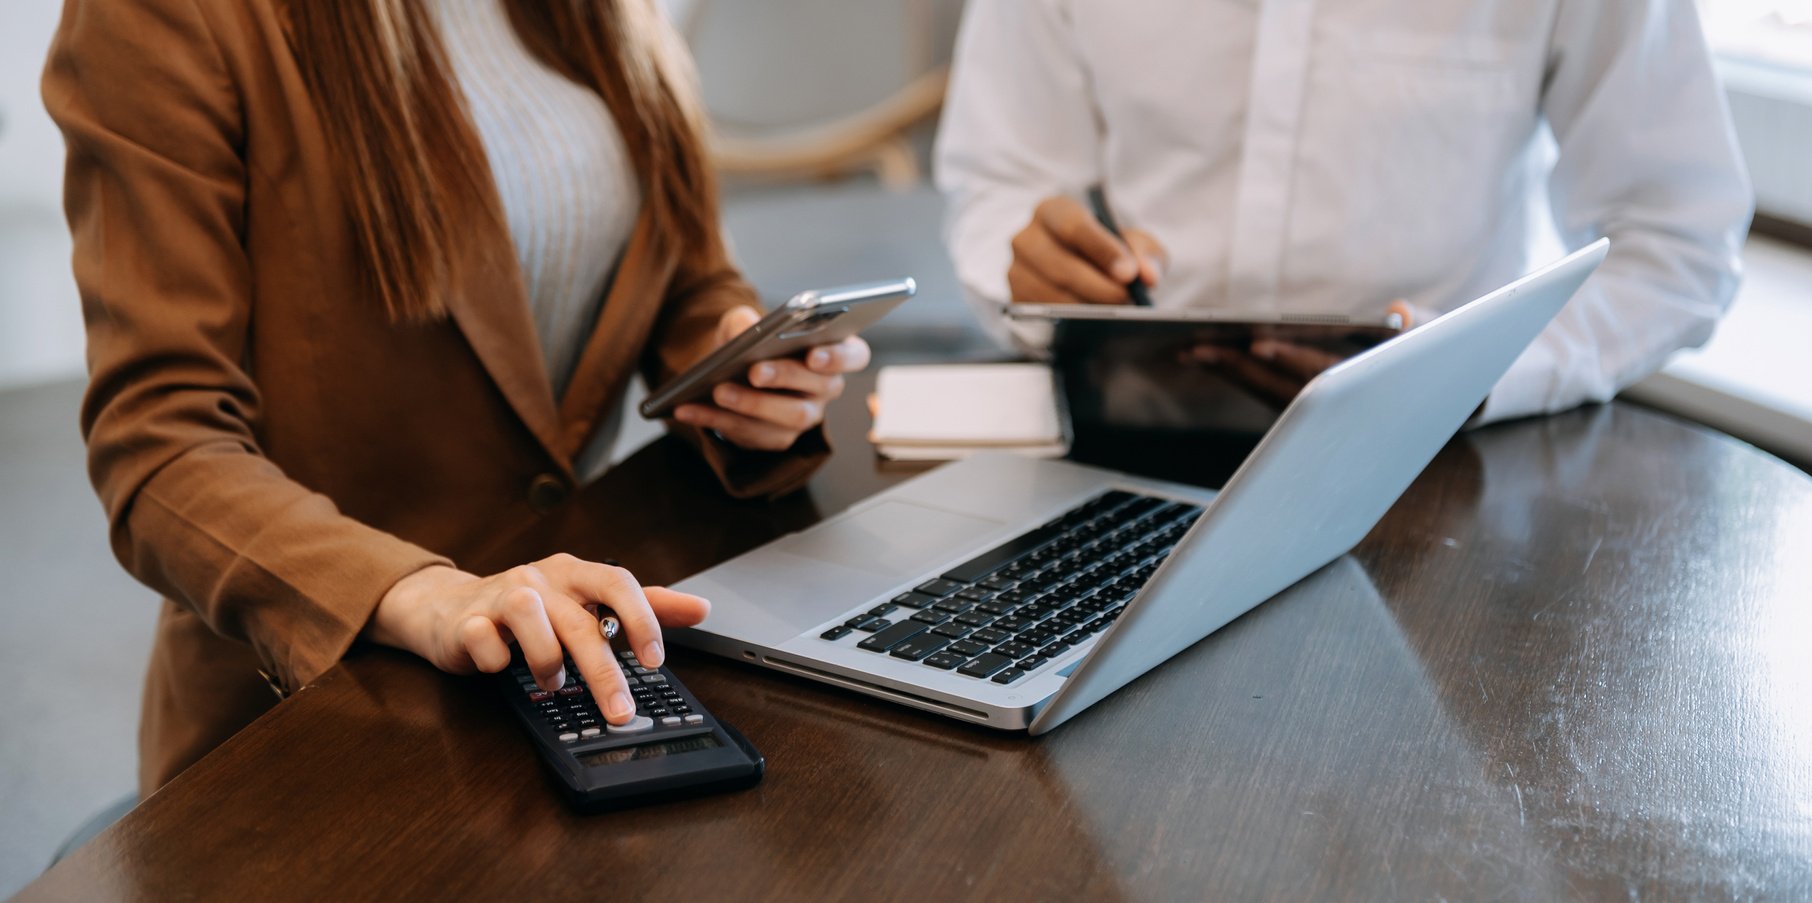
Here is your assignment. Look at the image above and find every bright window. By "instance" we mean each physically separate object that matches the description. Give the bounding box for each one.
[1702,1,1812,72]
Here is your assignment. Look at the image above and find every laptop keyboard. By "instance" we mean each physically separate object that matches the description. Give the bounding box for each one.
[817,489,1203,685]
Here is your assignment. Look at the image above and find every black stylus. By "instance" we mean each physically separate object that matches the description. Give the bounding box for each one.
[1086,184,1153,307]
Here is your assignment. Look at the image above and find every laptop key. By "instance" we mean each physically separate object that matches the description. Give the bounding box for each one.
[866,603,899,619]
[930,623,971,640]
[923,651,968,670]
[955,610,994,627]
[995,641,1038,660]
[940,524,1065,583]
[948,639,991,658]
[891,592,940,609]
[1017,655,1048,671]
[910,610,952,626]
[957,652,1015,678]
[978,575,1018,590]
[971,627,1012,645]
[932,597,974,614]
[889,634,953,662]
[915,578,968,597]
[991,668,1027,685]
[858,621,927,652]
[845,615,888,631]
[819,625,853,641]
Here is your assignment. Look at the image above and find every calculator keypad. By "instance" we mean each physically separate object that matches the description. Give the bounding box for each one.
[512,652,698,743]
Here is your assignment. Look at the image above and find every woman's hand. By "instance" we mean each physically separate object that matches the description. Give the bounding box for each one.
[672,306,872,451]
[1008,196,1166,305]
[365,554,709,724]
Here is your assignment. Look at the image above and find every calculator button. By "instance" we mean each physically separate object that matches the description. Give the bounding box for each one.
[683,714,704,726]
[557,685,584,696]
[633,666,654,676]
[618,650,637,660]
[557,732,579,742]
[660,716,682,727]
[607,715,654,735]
[580,727,603,738]
[527,690,553,702]
[641,673,667,684]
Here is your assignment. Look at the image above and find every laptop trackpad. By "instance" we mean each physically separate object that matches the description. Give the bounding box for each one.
[773,500,1006,578]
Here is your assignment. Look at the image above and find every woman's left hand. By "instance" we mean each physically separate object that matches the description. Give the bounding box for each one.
[673,306,872,451]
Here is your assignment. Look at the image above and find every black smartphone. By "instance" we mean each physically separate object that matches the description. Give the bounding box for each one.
[639,278,915,420]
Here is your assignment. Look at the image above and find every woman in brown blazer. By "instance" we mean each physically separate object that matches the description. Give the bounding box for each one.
[44,0,868,795]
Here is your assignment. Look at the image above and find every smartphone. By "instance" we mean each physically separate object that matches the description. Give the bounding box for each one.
[639,278,915,419]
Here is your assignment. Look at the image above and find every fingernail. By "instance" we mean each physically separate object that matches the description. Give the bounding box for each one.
[751,363,773,385]
[718,385,741,403]
[549,666,566,690]
[642,639,664,667]
[1193,347,1222,364]
[1252,341,1277,360]
[1112,257,1138,282]
[810,349,830,368]
[608,691,633,720]
[675,407,698,424]
[1142,256,1162,285]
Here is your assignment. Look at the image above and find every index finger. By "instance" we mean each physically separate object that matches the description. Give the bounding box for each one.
[1039,199,1138,282]
[804,336,870,374]
[558,559,666,668]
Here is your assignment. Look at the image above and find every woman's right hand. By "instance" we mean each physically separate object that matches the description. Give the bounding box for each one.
[1007,195,1167,305]
[364,554,710,724]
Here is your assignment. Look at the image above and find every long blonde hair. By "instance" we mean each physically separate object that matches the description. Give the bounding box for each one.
[284,0,716,321]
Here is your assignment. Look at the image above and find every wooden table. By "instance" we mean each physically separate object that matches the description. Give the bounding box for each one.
[17,381,1812,902]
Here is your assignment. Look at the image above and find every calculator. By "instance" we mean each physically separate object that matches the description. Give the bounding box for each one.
[501,647,764,810]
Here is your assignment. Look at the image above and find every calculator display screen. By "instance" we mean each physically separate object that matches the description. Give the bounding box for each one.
[577,734,722,768]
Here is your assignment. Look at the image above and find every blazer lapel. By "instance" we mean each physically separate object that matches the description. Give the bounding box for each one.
[440,200,570,477]
[555,211,676,460]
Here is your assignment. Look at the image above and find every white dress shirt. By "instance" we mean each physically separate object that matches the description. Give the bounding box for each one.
[935,0,1754,423]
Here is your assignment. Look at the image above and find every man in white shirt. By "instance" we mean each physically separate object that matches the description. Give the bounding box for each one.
[935,0,1753,423]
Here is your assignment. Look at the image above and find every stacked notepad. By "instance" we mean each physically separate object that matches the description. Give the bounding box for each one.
[869,363,1069,461]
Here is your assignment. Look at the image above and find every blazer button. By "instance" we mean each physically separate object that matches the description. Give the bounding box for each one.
[527,474,570,513]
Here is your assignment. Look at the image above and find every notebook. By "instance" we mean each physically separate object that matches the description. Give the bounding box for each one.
[869,363,1070,461]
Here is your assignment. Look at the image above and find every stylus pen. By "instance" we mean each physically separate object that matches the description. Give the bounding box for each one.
[1086,184,1154,307]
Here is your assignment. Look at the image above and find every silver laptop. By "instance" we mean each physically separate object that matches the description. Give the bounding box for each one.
[671,240,1609,734]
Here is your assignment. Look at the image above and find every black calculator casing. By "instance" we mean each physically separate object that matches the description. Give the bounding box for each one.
[500,652,764,811]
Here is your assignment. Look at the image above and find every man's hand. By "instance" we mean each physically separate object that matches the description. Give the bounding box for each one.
[1189,301,1416,407]
[1008,196,1166,305]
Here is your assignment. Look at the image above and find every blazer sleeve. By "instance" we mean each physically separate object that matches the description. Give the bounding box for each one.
[44,0,450,692]
[641,224,830,500]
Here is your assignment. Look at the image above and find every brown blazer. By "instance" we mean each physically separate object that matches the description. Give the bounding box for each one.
[44,0,825,795]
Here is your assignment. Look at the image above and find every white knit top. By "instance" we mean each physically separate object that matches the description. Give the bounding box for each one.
[431,0,641,479]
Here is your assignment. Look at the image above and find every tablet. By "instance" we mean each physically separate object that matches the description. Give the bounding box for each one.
[1023,307,1405,437]
[638,278,915,420]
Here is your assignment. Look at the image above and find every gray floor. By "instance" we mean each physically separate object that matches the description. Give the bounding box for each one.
[0,378,156,895]
[0,180,981,897]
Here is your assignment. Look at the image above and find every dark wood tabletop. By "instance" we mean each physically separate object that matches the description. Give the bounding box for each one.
[17,375,1812,902]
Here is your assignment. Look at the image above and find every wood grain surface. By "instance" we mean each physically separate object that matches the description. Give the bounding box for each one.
[16,376,1812,902]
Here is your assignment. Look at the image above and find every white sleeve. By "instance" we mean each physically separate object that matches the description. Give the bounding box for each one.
[933,0,1103,353]
[1477,0,1753,424]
